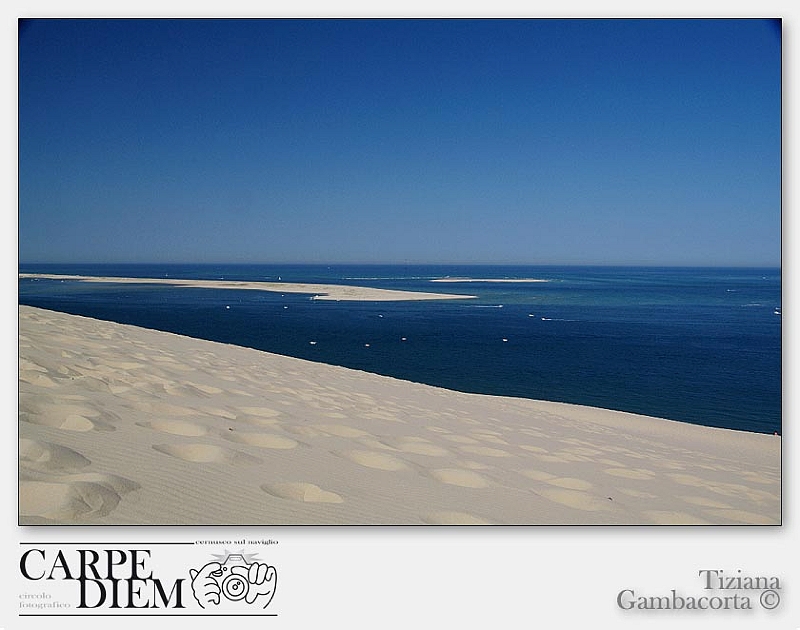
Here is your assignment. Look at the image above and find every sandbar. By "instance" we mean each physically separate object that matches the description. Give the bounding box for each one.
[19,305,780,525]
[19,273,476,301]
[430,277,549,283]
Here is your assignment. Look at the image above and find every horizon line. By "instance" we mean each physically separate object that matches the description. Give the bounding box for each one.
[18,261,782,269]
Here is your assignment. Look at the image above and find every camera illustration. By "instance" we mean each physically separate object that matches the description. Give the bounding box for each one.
[189,552,277,609]
[211,554,252,601]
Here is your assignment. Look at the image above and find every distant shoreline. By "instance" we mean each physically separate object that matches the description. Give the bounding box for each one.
[430,277,550,283]
[18,273,477,302]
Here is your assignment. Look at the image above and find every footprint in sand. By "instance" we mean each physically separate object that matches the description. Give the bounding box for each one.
[442,435,480,445]
[519,428,548,438]
[152,443,261,465]
[534,454,571,464]
[604,468,656,480]
[184,381,224,395]
[236,406,283,421]
[20,403,115,432]
[427,468,490,488]
[678,495,733,509]
[150,354,179,364]
[457,460,493,470]
[315,424,371,438]
[652,460,686,471]
[203,407,238,420]
[336,450,409,471]
[353,437,397,451]
[457,417,482,426]
[667,473,706,488]
[545,477,594,491]
[536,488,612,512]
[19,474,139,521]
[379,437,450,457]
[224,431,299,450]
[236,407,283,426]
[235,415,282,428]
[165,384,217,398]
[616,488,658,499]
[458,445,512,457]
[521,470,595,492]
[262,482,343,503]
[563,446,604,457]
[599,458,627,467]
[63,472,140,494]
[520,469,556,481]
[519,445,548,454]
[137,419,208,437]
[104,360,148,371]
[19,439,91,472]
[283,426,324,438]
[19,372,60,388]
[20,359,48,373]
[469,431,508,445]
[422,511,493,525]
[552,452,591,463]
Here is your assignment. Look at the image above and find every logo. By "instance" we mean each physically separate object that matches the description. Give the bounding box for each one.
[189,553,277,609]
[18,544,279,616]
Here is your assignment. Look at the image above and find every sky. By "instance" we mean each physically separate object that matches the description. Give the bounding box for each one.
[18,18,781,266]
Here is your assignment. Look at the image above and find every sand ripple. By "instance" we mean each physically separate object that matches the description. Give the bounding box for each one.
[224,432,299,449]
[138,419,208,437]
[337,450,409,471]
[380,437,450,456]
[428,468,490,488]
[262,482,343,503]
[152,443,260,464]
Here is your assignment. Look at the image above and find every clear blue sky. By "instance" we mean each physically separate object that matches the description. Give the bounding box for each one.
[18,18,781,266]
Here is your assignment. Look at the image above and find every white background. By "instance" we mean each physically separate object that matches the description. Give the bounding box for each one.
[3,2,795,629]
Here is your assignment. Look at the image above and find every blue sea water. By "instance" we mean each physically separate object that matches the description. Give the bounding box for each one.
[18,264,782,434]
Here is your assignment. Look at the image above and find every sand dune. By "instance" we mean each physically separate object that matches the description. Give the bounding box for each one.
[18,305,780,525]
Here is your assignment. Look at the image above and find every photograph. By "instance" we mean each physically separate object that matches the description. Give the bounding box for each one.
[17,17,781,526]
[8,10,792,628]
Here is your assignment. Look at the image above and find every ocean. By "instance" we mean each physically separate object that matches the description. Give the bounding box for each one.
[18,264,782,435]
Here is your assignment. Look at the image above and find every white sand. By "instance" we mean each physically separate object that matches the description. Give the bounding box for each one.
[430,277,549,283]
[18,305,780,525]
[19,273,476,301]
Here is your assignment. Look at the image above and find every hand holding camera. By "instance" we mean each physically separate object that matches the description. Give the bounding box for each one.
[190,554,277,608]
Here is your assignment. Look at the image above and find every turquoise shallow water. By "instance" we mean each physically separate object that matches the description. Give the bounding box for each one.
[18,264,782,434]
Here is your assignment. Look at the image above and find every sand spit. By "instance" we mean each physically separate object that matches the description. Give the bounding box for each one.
[430,277,549,283]
[18,305,780,525]
[19,273,476,301]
